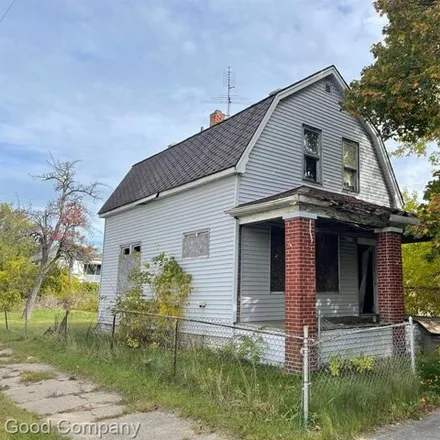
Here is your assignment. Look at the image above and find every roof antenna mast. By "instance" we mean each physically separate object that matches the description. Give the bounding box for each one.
[226,66,235,117]
[203,67,249,117]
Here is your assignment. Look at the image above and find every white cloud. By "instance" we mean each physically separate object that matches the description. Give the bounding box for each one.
[0,0,430,245]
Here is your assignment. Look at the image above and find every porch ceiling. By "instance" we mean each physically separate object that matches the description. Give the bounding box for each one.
[228,185,418,230]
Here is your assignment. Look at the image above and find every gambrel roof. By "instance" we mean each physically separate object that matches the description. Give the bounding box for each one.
[100,66,403,216]
[99,95,275,215]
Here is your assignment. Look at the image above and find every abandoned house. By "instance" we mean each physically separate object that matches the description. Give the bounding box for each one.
[97,65,418,370]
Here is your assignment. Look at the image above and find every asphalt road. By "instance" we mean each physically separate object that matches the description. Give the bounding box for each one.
[367,411,440,440]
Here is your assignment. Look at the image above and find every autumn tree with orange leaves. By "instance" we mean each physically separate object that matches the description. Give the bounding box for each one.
[24,159,102,318]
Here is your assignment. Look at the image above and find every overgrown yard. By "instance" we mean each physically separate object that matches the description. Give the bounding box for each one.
[0,310,438,440]
[0,393,65,439]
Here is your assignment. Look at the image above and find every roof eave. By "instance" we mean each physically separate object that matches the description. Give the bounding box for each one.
[99,166,239,218]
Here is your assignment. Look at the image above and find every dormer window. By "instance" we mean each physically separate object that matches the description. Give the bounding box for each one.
[342,139,359,192]
[303,125,321,183]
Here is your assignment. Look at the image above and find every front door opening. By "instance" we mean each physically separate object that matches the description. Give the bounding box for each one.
[358,244,375,314]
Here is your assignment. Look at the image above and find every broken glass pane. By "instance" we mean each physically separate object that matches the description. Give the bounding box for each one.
[343,140,358,169]
[304,156,318,181]
[304,128,320,156]
[344,168,357,191]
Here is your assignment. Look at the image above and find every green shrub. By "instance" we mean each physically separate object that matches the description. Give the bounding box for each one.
[115,252,192,348]
[328,355,375,377]
[221,334,265,364]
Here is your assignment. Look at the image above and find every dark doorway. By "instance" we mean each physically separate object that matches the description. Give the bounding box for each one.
[358,244,375,314]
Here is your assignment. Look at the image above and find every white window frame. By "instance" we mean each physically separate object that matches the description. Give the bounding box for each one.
[302,125,322,184]
[342,138,360,193]
[120,242,142,255]
[182,229,210,259]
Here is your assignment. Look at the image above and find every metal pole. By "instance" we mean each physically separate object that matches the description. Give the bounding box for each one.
[24,309,28,339]
[317,310,321,367]
[409,317,416,374]
[173,318,179,377]
[303,326,310,427]
[111,313,117,350]
[4,309,8,331]
[64,311,69,340]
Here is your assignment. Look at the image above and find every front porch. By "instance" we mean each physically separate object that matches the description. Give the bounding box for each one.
[229,186,418,371]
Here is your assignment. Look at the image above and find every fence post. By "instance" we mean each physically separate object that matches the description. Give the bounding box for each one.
[111,313,117,350]
[173,318,179,377]
[4,309,8,331]
[302,326,310,427]
[65,311,69,340]
[409,316,416,374]
[24,309,28,339]
[317,310,321,367]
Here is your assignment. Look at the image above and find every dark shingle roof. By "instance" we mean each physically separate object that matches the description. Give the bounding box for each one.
[99,96,275,214]
[236,185,409,217]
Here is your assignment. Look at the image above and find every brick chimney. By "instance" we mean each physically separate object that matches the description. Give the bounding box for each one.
[210,109,225,127]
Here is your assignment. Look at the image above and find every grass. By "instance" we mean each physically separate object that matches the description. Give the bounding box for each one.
[0,309,429,440]
[0,393,64,439]
[19,371,56,385]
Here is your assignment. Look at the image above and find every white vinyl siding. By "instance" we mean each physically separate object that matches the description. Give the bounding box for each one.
[240,225,284,322]
[239,78,393,207]
[239,226,359,321]
[98,176,237,325]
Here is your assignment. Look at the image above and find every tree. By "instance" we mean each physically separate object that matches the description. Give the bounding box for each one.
[0,204,37,305]
[24,158,101,318]
[400,188,440,315]
[0,203,36,269]
[343,0,440,162]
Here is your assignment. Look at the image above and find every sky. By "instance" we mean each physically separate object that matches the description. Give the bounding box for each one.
[0,0,433,247]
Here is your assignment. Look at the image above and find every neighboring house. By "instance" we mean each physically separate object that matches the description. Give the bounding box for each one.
[98,66,417,370]
[72,254,102,284]
[31,251,102,285]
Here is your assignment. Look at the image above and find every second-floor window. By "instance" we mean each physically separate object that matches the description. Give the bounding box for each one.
[342,139,359,192]
[303,126,321,183]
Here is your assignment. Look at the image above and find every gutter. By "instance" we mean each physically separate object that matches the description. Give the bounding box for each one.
[99,167,238,218]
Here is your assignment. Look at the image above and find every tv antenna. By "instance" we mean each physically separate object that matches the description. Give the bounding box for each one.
[203,66,250,117]
[226,66,235,117]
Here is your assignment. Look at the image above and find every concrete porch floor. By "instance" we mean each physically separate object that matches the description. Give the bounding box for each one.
[241,315,386,332]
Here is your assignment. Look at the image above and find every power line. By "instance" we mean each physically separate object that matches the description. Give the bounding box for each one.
[0,0,17,25]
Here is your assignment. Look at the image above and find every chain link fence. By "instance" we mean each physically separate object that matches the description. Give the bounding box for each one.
[308,320,418,426]
[1,307,419,428]
[107,310,419,426]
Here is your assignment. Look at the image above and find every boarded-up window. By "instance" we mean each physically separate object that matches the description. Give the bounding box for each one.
[117,243,141,295]
[316,233,339,292]
[270,227,285,292]
[182,230,209,259]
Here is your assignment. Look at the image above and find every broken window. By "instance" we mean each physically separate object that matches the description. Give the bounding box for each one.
[316,233,339,292]
[270,227,285,292]
[182,230,209,259]
[342,139,359,192]
[303,126,321,182]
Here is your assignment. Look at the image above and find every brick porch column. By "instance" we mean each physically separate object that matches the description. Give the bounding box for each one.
[284,215,317,373]
[376,228,405,355]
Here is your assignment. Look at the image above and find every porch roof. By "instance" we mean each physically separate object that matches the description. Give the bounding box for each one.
[228,186,419,230]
